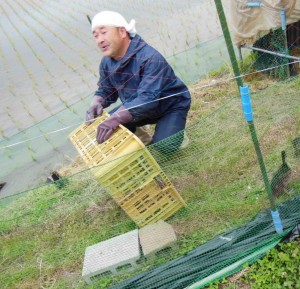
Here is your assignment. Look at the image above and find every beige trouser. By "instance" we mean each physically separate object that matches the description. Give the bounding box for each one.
[134,126,153,145]
[135,126,189,149]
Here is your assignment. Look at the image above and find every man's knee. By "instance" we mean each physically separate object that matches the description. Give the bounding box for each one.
[152,130,185,153]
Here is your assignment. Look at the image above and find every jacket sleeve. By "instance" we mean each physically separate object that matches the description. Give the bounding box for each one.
[94,60,119,108]
[122,52,174,121]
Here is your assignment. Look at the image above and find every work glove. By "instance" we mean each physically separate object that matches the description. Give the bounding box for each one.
[96,106,133,144]
[86,96,105,124]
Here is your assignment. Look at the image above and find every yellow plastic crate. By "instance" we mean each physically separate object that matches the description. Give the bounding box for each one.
[69,112,186,227]
[116,173,187,227]
[91,149,161,197]
[69,111,145,168]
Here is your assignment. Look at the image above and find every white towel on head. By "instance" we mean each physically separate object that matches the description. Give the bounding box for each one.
[91,11,137,37]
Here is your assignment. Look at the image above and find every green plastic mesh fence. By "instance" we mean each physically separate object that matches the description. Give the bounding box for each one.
[1,78,300,288]
[251,28,290,80]
[241,19,300,80]
[1,0,300,289]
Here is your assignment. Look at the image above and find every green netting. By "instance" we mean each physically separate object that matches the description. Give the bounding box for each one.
[1,79,300,288]
[110,195,300,289]
[241,20,300,80]
[252,28,291,79]
[1,1,300,289]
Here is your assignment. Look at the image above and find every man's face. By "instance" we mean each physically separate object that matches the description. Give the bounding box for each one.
[92,26,126,60]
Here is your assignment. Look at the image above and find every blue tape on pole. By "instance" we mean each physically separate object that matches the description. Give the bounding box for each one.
[271,210,283,234]
[239,84,253,121]
[281,10,286,30]
[247,2,261,7]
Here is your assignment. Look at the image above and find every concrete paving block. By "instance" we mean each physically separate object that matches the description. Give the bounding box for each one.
[139,220,177,257]
[82,229,140,284]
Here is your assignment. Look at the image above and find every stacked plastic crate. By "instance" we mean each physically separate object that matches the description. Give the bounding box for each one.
[69,112,186,227]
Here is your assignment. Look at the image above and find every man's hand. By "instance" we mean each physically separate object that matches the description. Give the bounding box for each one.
[96,106,133,144]
[86,96,105,124]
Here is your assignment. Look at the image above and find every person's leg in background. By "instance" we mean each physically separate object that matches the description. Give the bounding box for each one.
[152,109,188,153]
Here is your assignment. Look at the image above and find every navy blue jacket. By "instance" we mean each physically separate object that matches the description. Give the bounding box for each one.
[95,35,191,122]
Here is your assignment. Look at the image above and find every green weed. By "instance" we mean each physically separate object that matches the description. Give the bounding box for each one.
[243,239,300,289]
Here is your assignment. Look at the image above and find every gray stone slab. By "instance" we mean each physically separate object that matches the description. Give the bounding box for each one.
[139,220,177,257]
[82,229,140,285]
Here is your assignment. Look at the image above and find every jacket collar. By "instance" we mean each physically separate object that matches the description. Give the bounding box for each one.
[119,34,147,64]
